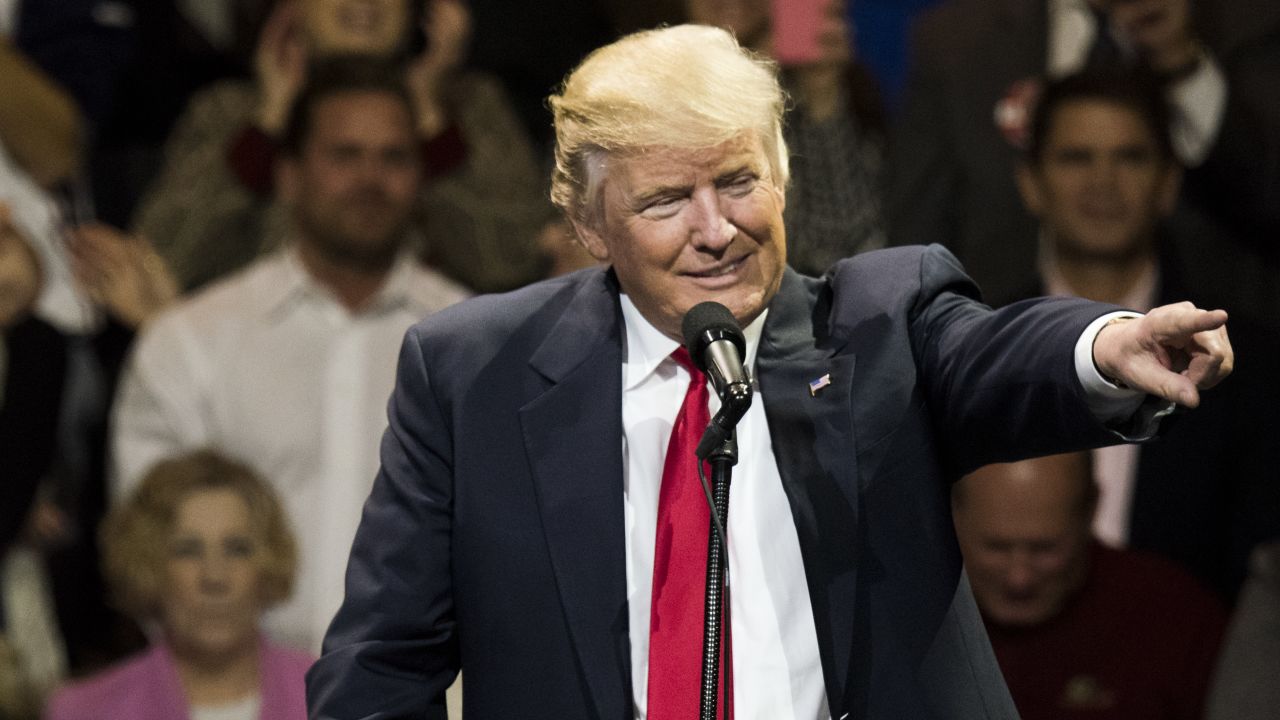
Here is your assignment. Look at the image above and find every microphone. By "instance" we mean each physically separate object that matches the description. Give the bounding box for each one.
[681,302,753,458]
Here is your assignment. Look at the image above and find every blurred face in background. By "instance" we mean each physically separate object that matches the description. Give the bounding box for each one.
[1018,99,1180,263]
[303,0,409,54]
[279,90,421,273]
[953,453,1096,628]
[162,489,264,662]
[0,207,41,328]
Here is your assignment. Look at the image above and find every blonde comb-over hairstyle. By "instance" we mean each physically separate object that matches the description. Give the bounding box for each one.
[549,24,790,228]
[101,450,298,621]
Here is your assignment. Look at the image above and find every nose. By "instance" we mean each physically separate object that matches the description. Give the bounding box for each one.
[358,154,388,184]
[1087,157,1120,192]
[199,552,232,594]
[689,188,736,253]
[1001,550,1039,593]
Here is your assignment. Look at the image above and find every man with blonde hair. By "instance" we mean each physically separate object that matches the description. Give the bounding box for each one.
[309,25,1234,719]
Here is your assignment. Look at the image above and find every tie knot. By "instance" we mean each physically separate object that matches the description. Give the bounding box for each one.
[669,346,701,377]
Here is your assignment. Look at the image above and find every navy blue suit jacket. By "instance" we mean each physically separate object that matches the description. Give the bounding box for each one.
[307,245,1123,719]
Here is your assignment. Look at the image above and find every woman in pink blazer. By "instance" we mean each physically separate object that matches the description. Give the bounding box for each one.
[44,451,313,720]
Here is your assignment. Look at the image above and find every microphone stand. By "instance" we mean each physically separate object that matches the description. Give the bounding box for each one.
[698,432,735,720]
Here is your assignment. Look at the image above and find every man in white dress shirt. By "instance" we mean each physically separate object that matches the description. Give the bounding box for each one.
[307,26,1234,719]
[111,58,469,653]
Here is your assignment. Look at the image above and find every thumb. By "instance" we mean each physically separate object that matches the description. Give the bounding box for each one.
[1120,356,1201,408]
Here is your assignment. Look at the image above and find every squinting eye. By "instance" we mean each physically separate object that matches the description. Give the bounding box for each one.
[641,196,684,217]
[723,175,757,195]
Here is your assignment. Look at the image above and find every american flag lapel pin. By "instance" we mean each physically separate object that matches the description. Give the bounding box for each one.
[808,373,832,397]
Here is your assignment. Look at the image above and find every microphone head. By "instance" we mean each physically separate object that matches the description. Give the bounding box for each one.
[681,301,746,373]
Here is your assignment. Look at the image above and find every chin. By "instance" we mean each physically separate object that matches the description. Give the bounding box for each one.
[193,630,257,656]
[988,603,1056,628]
[173,620,256,651]
[720,290,769,326]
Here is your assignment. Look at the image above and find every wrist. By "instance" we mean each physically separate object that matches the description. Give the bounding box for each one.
[255,104,289,136]
[1092,315,1135,388]
[414,96,449,138]
[255,88,295,135]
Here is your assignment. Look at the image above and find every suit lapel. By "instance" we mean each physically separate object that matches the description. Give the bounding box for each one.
[757,269,862,711]
[519,270,633,718]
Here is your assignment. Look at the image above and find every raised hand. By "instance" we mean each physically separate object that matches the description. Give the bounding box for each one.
[1092,301,1233,408]
[405,0,472,137]
[69,224,178,329]
[254,0,309,134]
[1103,0,1202,75]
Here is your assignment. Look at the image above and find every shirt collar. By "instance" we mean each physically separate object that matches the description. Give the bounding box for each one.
[1038,235,1159,312]
[260,245,428,320]
[620,293,767,392]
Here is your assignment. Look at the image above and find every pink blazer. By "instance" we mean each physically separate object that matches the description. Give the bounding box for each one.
[43,639,314,720]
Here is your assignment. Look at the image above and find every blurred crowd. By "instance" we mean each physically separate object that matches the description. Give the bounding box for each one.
[0,0,1276,719]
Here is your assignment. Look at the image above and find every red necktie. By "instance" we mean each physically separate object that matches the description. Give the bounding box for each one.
[646,347,731,718]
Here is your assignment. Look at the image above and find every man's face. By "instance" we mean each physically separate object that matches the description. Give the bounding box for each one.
[1018,99,1179,262]
[954,454,1094,628]
[280,91,420,272]
[303,0,408,54]
[574,133,787,340]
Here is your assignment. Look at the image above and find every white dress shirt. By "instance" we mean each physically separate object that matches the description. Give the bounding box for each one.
[190,695,260,720]
[1047,0,1227,165]
[621,296,828,720]
[111,247,468,653]
[619,292,1147,719]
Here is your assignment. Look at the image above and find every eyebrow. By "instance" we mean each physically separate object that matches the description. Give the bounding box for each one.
[626,157,762,206]
[715,164,758,183]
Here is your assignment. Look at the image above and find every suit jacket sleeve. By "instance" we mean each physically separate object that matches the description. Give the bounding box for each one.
[306,325,457,720]
[887,245,1119,474]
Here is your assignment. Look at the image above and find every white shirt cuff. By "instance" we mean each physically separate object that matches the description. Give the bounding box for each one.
[1075,311,1147,422]
[1168,54,1228,166]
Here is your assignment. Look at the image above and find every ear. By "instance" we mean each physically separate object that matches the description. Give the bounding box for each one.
[1015,162,1045,217]
[569,217,612,263]
[1156,163,1183,217]
[276,157,301,207]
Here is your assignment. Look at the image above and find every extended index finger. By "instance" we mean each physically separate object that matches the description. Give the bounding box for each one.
[1150,304,1228,342]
